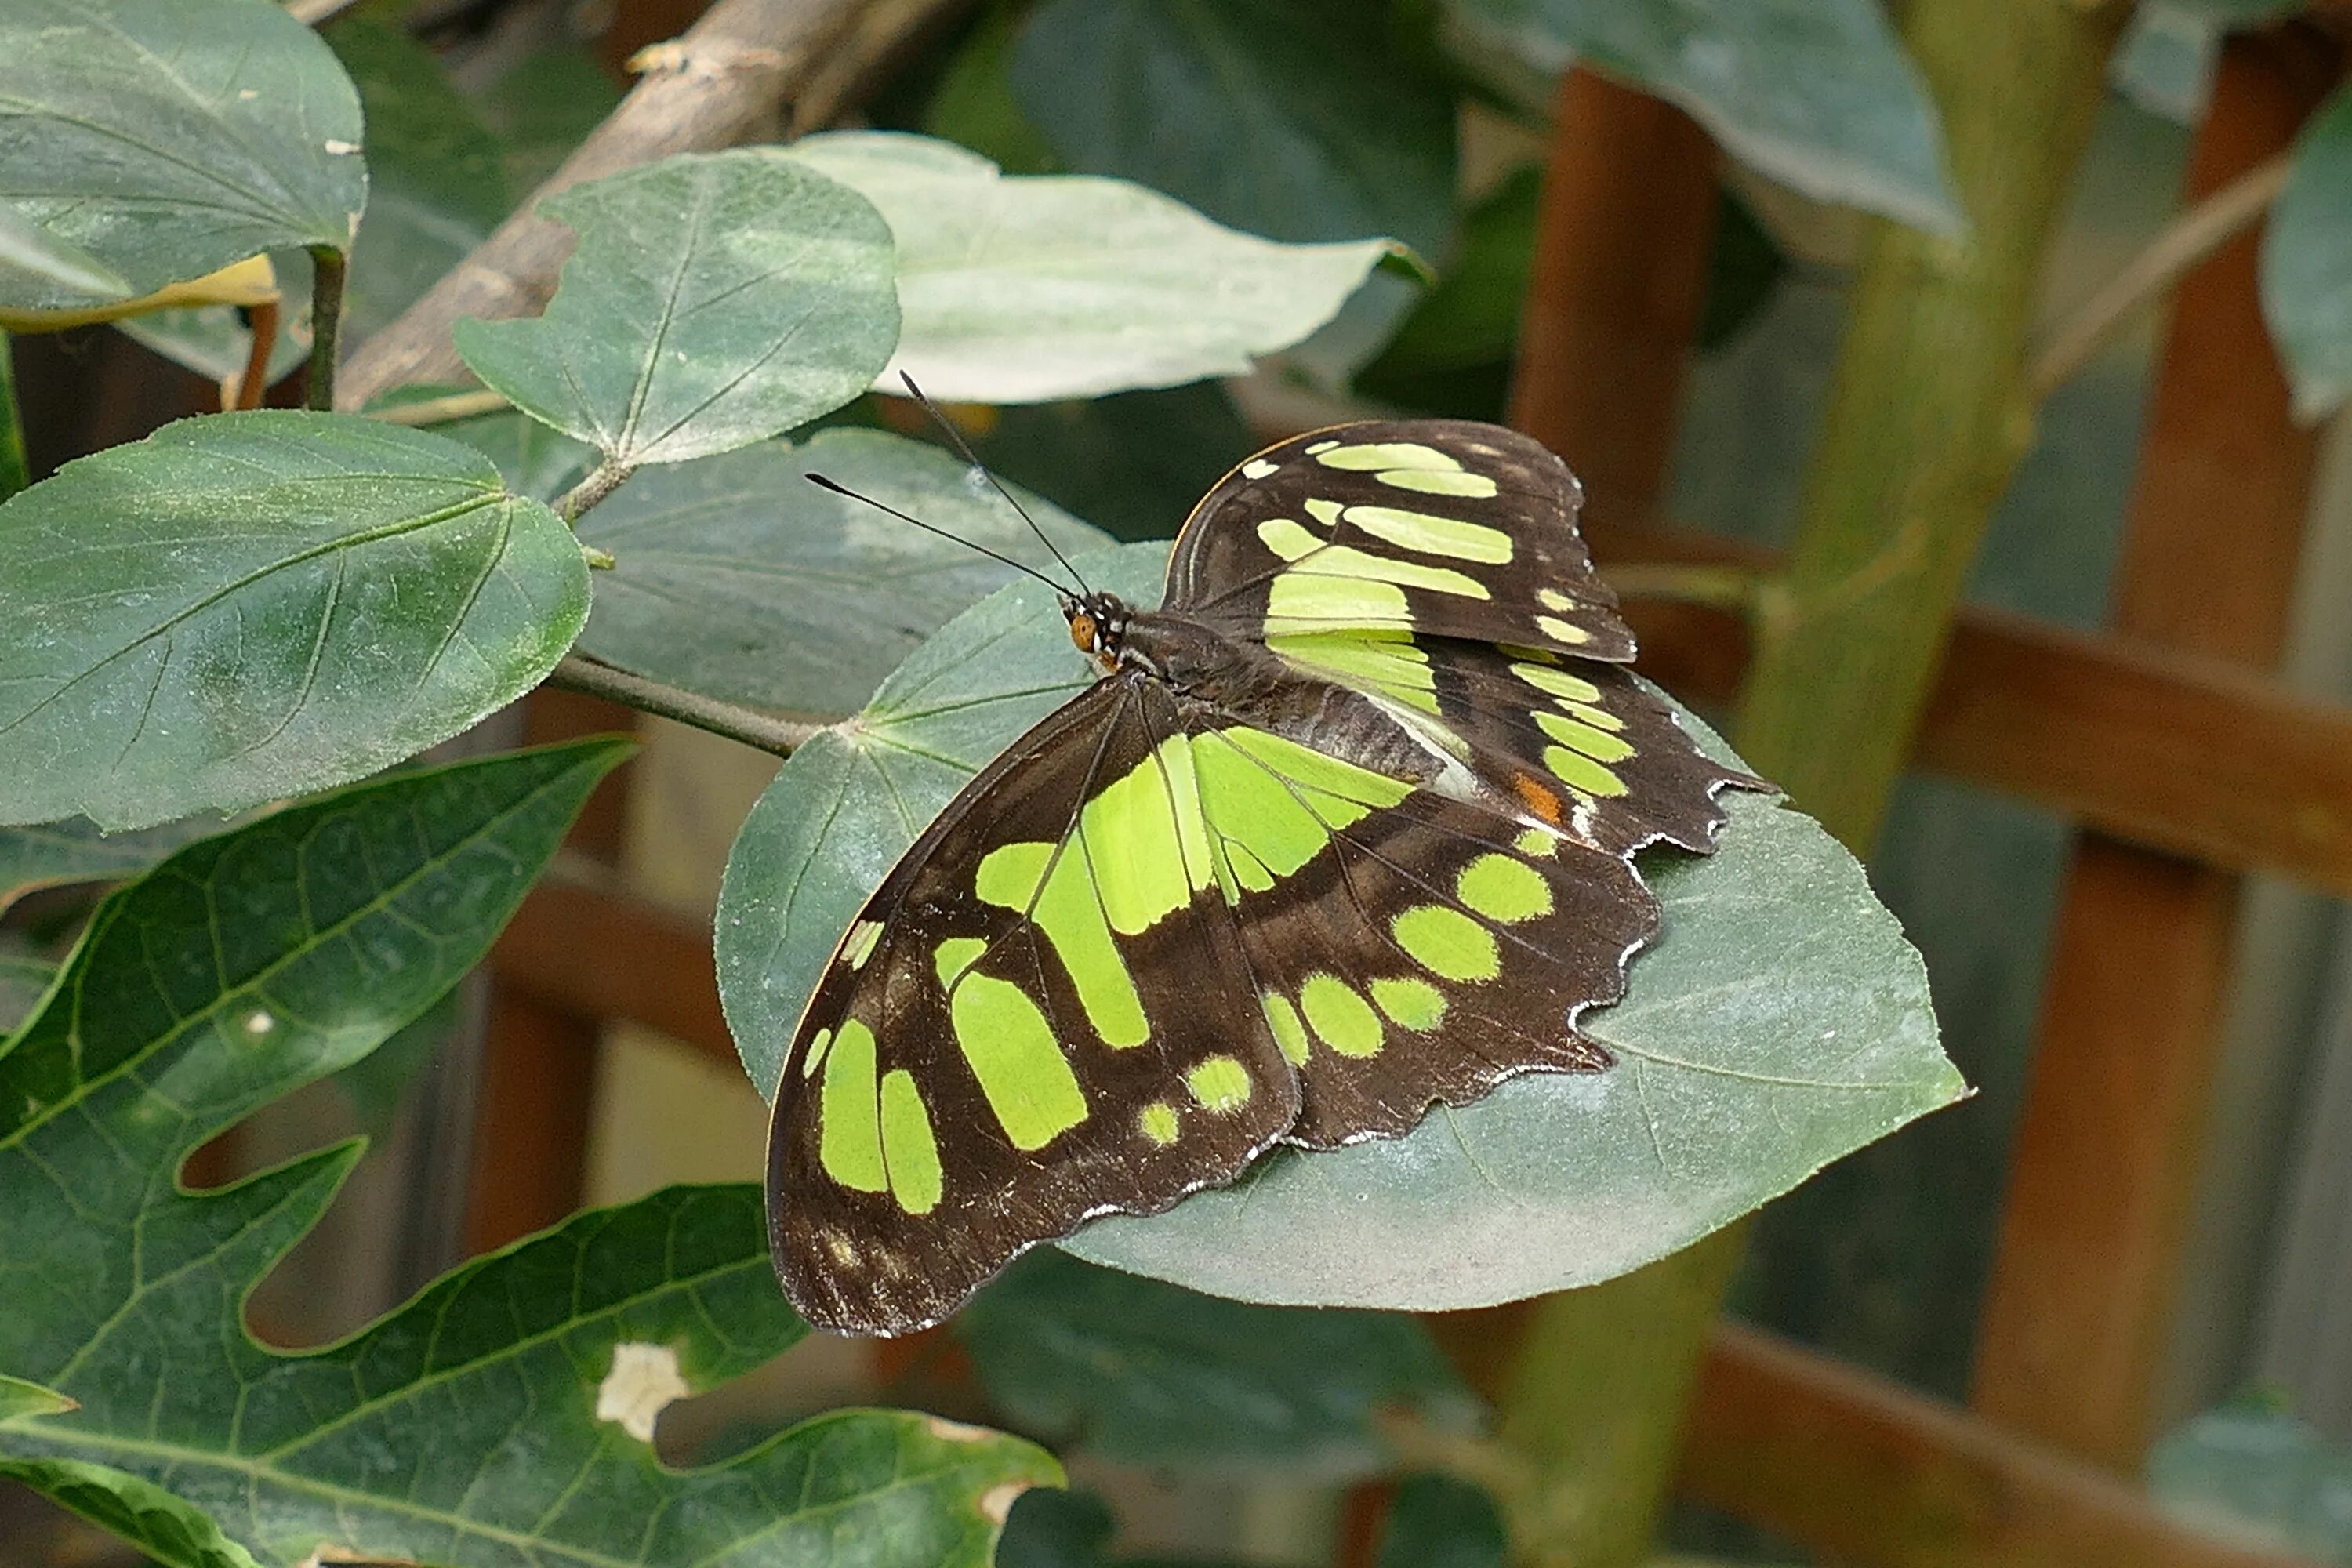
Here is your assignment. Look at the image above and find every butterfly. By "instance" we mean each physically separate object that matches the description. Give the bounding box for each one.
[766,419,1765,1335]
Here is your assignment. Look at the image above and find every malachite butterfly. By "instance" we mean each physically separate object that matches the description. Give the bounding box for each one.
[765,419,1766,1334]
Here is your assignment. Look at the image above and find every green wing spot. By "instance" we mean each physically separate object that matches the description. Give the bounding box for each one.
[1511,661,1602,704]
[949,973,1090,1149]
[1542,744,1629,799]
[843,919,884,970]
[1376,468,1498,499]
[1139,1102,1181,1145]
[818,1020,887,1192]
[800,1025,836,1080]
[1268,629,1439,715]
[1296,543,1491,599]
[975,840,1148,1048]
[1195,727,1407,882]
[1305,497,1345,528]
[1258,516,1323,561]
[1392,905,1501,983]
[1457,854,1552,923]
[935,936,988,989]
[1342,504,1512,564]
[1261,991,1312,1064]
[1536,710,1635,764]
[1515,826,1562,858]
[1562,699,1625,733]
[1222,726,1414,811]
[1536,614,1595,646]
[1313,441,1462,472]
[1185,1054,1254,1112]
[1370,976,1446,1031]
[1083,735,1215,929]
[879,1069,944,1214]
[1300,973,1384,1058]
[1268,572,1411,632]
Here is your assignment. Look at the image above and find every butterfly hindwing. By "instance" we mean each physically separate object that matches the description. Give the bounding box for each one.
[1163,420,1637,662]
[768,680,1298,1335]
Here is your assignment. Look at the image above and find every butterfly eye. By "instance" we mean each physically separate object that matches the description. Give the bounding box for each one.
[1069,613,1097,652]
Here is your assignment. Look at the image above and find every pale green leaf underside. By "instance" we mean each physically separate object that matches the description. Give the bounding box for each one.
[720,542,1959,1310]
[2263,84,2352,423]
[577,427,1111,716]
[0,0,365,310]
[777,132,1392,402]
[0,412,590,832]
[454,151,900,467]
[0,745,1058,1567]
[1449,0,1962,236]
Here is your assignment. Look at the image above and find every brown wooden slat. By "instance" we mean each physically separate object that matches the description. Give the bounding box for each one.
[1967,30,2340,1470]
[1682,1323,2323,1568]
[490,873,731,1067]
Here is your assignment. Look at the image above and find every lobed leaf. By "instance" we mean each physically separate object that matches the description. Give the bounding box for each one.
[2263,84,2352,422]
[0,949,52,1035]
[0,742,1059,1567]
[1446,0,1962,236]
[1010,0,1459,256]
[1,815,241,914]
[576,427,1109,716]
[779,133,1391,402]
[719,543,1960,1310]
[0,412,590,831]
[0,0,365,310]
[957,1251,1478,1477]
[455,151,900,468]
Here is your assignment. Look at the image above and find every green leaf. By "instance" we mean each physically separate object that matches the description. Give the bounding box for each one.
[0,740,1061,1567]
[0,949,54,1036]
[975,381,1259,543]
[926,2,1062,176]
[1447,0,1962,235]
[994,1489,1254,1568]
[324,16,509,346]
[454,151,900,468]
[2148,1399,2352,1560]
[958,1251,1478,1476]
[2264,84,2352,422]
[0,1372,74,1420]
[1377,1475,1508,1568]
[423,400,601,503]
[0,411,591,832]
[0,1457,263,1568]
[779,132,1391,402]
[1010,0,1459,256]
[0,205,131,310]
[720,542,1960,1309]
[577,426,1108,716]
[1,815,239,914]
[471,48,626,196]
[328,983,462,1134]
[0,0,366,310]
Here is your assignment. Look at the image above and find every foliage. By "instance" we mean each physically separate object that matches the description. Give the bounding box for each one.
[2148,1399,2352,1563]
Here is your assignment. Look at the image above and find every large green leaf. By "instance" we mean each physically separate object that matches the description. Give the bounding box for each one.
[1377,1475,1508,1568]
[717,542,1959,1310]
[0,205,131,310]
[325,16,509,347]
[0,946,53,1035]
[974,380,1258,543]
[0,0,366,310]
[0,815,238,913]
[779,133,1391,402]
[576,427,1109,716]
[2264,84,2352,422]
[1447,0,1961,236]
[0,742,1058,1567]
[0,412,590,832]
[957,1251,1477,1476]
[1009,0,1458,257]
[454,151,900,469]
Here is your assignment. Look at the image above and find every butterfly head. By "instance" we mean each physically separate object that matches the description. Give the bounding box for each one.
[1065,590,1132,675]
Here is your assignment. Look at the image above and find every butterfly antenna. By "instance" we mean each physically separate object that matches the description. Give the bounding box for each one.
[804,472,1077,602]
[897,369,1091,595]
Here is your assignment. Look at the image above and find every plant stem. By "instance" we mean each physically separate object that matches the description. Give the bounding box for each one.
[557,460,631,523]
[1602,562,1759,615]
[0,332,28,503]
[544,655,827,757]
[2028,147,2291,401]
[368,388,511,427]
[305,245,347,412]
[1733,0,2129,852]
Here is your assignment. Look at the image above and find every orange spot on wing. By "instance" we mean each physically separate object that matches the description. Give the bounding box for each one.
[1512,772,1564,824]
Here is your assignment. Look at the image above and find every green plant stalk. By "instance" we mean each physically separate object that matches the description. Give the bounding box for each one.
[1491,5,2126,1565]
[0,332,27,502]
[306,245,347,412]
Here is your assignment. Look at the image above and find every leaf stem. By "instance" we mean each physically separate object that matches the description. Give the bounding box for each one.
[232,298,280,411]
[0,332,28,503]
[545,655,828,757]
[305,245,348,412]
[557,460,631,524]
[368,389,512,428]
[2028,148,2292,401]
[1603,563,1759,615]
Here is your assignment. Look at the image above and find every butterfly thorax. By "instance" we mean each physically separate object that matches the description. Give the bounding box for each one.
[1069,592,1446,790]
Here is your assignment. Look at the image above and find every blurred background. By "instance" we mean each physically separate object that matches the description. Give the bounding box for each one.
[7,0,2352,1563]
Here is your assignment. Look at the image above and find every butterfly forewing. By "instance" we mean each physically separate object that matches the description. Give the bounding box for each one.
[768,680,1298,1335]
[1164,420,1637,662]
